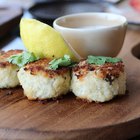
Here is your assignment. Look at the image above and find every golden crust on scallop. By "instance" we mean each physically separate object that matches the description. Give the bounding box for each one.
[24,58,70,78]
[73,60,124,80]
[0,50,23,68]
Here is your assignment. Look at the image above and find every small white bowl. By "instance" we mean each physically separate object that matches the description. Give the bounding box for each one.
[53,12,127,59]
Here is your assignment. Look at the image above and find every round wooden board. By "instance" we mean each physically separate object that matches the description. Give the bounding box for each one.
[0,30,140,140]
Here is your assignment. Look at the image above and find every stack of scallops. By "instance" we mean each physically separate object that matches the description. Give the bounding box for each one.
[0,50,126,102]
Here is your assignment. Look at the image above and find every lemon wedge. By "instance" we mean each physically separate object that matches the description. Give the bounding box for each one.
[20,18,76,60]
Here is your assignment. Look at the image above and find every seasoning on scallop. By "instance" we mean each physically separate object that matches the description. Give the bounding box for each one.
[71,56,126,102]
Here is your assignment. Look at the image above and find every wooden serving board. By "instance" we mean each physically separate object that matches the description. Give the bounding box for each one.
[0,29,140,140]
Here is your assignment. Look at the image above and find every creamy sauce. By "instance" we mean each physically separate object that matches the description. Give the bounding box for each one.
[71,25,111,29]
[58,15,124,29]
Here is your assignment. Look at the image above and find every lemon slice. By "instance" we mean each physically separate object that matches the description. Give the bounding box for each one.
[20,18,76,60]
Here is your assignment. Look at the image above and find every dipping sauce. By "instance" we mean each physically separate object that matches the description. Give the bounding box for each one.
[53,13,127,59]
[56,14,126,29]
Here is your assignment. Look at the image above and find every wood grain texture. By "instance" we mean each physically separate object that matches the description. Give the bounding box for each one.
[0,29,140,140]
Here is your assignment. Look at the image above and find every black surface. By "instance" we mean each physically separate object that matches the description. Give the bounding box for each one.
[29,1,106,25]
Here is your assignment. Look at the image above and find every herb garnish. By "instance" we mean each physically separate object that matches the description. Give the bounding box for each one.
[87,55,122,65]
[8,51,39,67]
[49,55,73,70]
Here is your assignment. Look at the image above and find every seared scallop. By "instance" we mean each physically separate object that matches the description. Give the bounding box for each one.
[71,60,126,102]
[18,58,71,100]
[0,50,23,88]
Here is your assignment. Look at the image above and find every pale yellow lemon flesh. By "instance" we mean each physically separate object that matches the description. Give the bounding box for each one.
[20,18,76,60]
